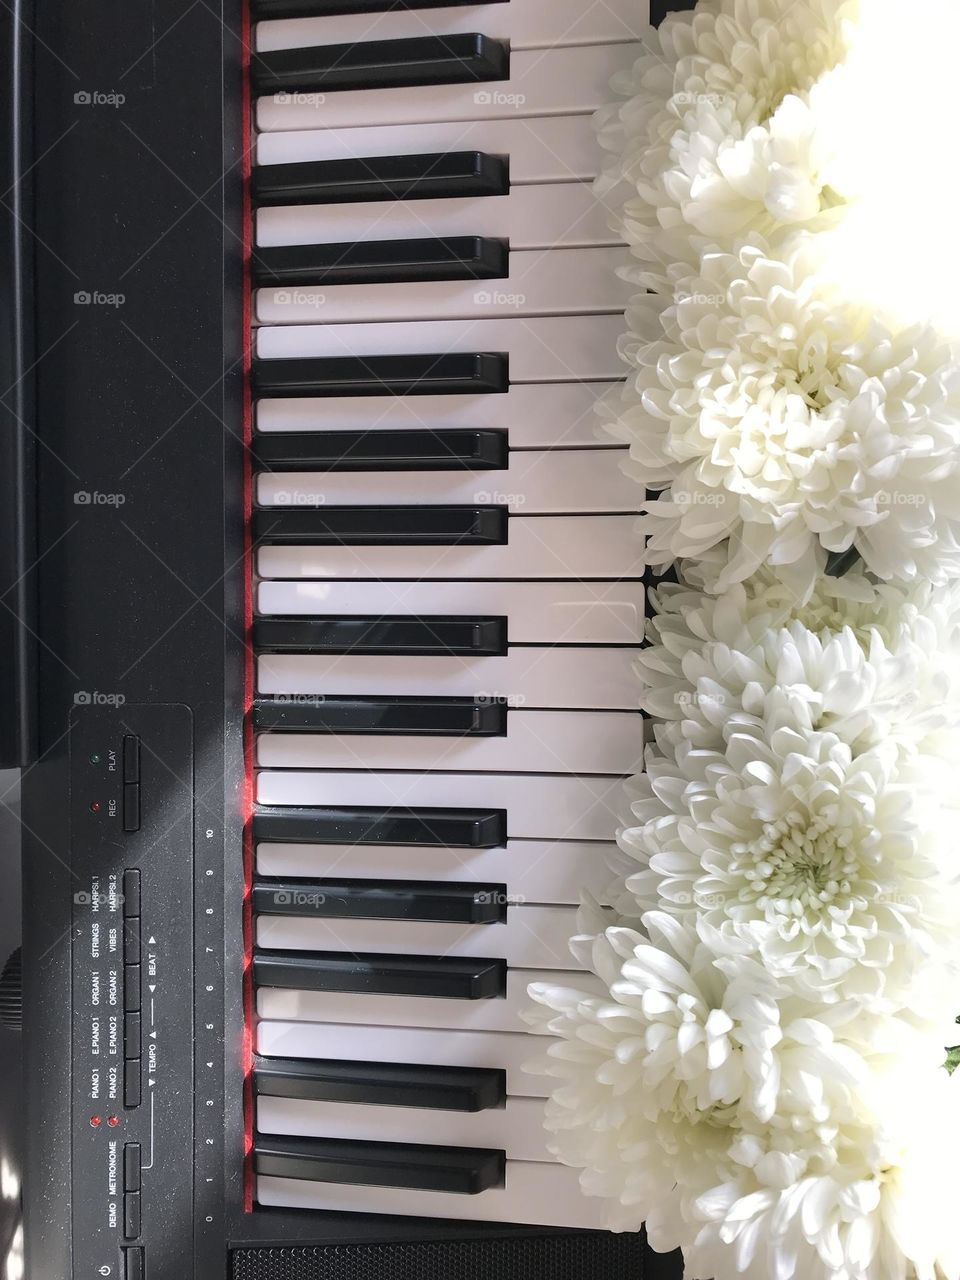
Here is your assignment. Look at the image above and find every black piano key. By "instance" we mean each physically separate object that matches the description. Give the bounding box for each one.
[254,1135,506,1195]
[252,505,507,546]
[253,949,505,998]
[253,1,495,17]
[252,152,508,207]
[252,353,508,397]
[254,1055,505,1112]
[252,34,509,96]
[252,428,509,472]
[252,616,508,656]
[253,877,508,923]
[253,805,507,847]
[253,695,507,735]
[253,236,508,287]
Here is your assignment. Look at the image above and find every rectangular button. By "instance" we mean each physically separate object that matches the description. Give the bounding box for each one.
[124,1190,141,1239]
[124,1061,141,1109]
[124,1143,141,1192]
[123,1247,144,1280]
[124,1013,141,1060]
[122,869,141,918]
[123,784,141,833]
[122,735,140,783]
[123,919,140,964]
[124,965,141,1014]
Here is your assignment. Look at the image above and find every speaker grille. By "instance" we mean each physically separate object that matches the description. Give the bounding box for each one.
[232,1233,657,1280]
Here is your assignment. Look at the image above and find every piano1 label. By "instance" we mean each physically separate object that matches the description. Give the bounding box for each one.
[90,1068,100,1100]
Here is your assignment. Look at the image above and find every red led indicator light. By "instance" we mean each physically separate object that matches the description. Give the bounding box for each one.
[89,1115,102,1128]
[107,1115,120,1128]
[90,801,101,813]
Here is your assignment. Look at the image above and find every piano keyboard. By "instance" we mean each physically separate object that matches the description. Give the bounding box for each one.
[248,0,646,1232]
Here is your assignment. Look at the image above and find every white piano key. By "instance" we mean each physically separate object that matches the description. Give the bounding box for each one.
[257,648,642,711]
[256,449,639,515]
[256,709,642,774]
[256,515,644,580]
[257,967,605,1032]
[258,1020,551,1096]
[256,0,643,53]
[255,382,614,449]
[256,116,603,184]
[257,905,580,969]
[256,771,627,841]
[256,315,626,382]
[256,247,632,325]
[258,1095,553,1162]
[257,579,645,645]
[256,840,615,907]
[256,182,618,252]
[256,43,642,131]
[257,1162,605,1230]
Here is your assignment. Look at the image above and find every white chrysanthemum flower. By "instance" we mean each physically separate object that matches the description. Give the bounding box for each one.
[687,1065,960,1280]
[620,724,960,1009]
[526,912,960,1278]
[595,0,856,287]
[635,570,960,737]
[614,582,960,1008]
[600,236,960,599]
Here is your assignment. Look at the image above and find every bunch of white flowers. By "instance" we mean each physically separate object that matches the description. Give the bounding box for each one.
[527,1,960,1275]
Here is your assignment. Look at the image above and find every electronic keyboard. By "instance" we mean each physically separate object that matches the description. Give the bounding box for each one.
[1,0,691,1276]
